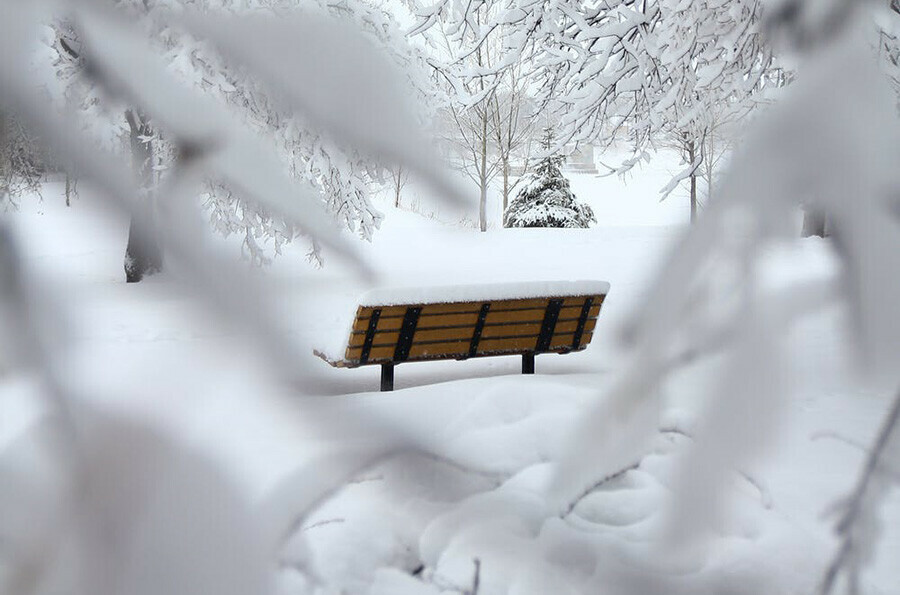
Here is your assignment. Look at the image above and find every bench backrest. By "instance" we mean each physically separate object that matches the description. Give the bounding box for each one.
[342,293,606,367]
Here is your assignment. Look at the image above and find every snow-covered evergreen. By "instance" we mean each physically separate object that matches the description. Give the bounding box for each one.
[504,130,595,228]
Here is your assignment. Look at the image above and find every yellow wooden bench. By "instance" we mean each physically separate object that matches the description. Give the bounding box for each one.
[316,282,609,391]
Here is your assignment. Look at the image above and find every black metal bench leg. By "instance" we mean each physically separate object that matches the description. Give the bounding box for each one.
[522,353,535,374]
[381,363,395,391]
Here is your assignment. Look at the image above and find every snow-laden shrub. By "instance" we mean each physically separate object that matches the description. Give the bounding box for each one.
[504,151,595,228]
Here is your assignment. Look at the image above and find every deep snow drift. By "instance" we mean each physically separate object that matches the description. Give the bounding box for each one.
[2,167,898,594]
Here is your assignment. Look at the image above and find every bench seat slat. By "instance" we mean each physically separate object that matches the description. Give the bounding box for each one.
[347,314,600,349]
[354,296,604,324]
[356,311,480,332]
[351,303,603,334]
[480,318,598,339]
[480,305,597,326]
[347,326,474,348]
[346,318,599,350]
[344,331,595,365]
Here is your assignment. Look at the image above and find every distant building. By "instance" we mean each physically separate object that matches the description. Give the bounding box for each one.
[510,142,599,177]
[561,144,598,174]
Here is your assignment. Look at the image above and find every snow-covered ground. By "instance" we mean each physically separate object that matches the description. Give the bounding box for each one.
[2,163,899,594]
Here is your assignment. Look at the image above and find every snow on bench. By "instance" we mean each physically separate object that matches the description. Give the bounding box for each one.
[315,280,610,391]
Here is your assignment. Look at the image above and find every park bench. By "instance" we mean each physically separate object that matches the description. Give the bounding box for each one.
[315,281,610,391]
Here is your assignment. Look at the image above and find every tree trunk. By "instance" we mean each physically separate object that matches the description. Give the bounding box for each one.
[124,204,162,283]
[502,158,509,215]
[688,140,698,224]
[124,110,162,283]
[393,166,402,208]
[690,174,697,223]
[479,111,488,232]
[479,175,488,232]
[705,128,714,206]
[65,174,71,207]
[802,209,827,238]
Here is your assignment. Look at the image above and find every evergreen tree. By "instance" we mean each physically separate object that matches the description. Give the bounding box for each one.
[504,129,595,228]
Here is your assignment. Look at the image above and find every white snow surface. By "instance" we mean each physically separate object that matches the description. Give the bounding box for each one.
[2,171,899,595]
[359,280,610,306]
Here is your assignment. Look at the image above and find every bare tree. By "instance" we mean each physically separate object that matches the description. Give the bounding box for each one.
[699,110,736,209]
[0,111,43,209]
[123,109,163,283]
[64,172,78,207]
[458,82,499,233]
[426,1,505,232]
[660,112,735,223]
[390,165,408,208]
[491,63,534,213]
[658,131,705,223]
[442,84,500,233]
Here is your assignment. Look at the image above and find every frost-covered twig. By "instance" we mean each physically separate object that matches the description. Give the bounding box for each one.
[301,518,346,532]
[820,387,900,594]
[739,471,774,510]
[416,451,510,485]
[661,426,774,510]
[424,560,484,595]
[561,461,642,519]
[658,131,705,202]
[811,430,870,454]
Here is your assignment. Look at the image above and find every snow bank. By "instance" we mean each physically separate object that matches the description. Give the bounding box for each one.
[8,179,897,595]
